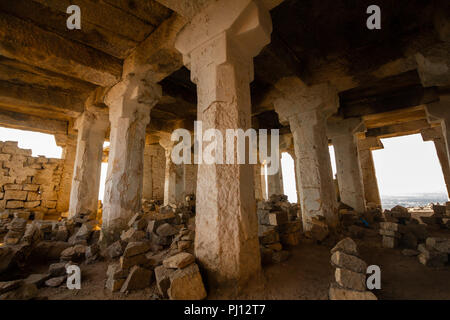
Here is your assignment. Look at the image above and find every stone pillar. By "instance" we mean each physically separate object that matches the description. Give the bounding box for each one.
[422,126,450,198]
[274,79,338,230]
[68,107,109,219]
[102,75,162,241]
[426,98,450,171]
[254,164,264,201]
[184,162,197,198]
[142,141,154,201]
[160,137,184,206]
[357,137,383,208]
[267,152,284,197]
[55,130,77,214]
[328,117,367,213]
[175,0,272,289]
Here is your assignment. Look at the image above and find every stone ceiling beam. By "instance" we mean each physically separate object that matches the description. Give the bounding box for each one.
[365,119,431,139]
[0,12,122,86]
[155,0,284,19]
[0,80,84,118]
[340,85,439,119]
[0,108,68,135]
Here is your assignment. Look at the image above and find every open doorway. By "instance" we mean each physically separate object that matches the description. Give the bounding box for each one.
[281,152,298,203]
[372,134,448,209]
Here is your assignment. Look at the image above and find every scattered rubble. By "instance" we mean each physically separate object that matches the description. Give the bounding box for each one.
[257,195,301,265]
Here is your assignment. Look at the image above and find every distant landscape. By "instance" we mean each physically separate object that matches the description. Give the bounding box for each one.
[381,193,449,209]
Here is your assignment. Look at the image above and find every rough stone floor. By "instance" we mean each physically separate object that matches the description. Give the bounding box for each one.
[23,236,450,300]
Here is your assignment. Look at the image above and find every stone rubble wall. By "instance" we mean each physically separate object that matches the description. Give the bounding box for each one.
[0,141,64,219]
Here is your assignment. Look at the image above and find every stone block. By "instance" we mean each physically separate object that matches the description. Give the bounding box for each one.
[23,184,40,192]
[3,184,22,190]
[6,200,24,209]
[27,192,41,201]
[168,263,207,300]
[24,201,41,209]
[335,268,366,291]
[379,229,401,238]
[331,251,367,273]
[4,190,27,201]
[382,236,398,248]
[154,265,175,298]
[331,237,359,256]
[120,266,153,293]
[120,253,148,270]
[268,211,288,226]
[123,241,152,257]
[163,252,195,269]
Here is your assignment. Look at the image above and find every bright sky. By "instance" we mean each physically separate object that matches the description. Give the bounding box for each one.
[0,127,62,158]
[0,128,447,202]
[372,134,447,196]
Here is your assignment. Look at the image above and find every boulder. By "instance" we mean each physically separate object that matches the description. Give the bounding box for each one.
[331,238,359,256]
[167,263,207,300]
[163,252,195,269]
[120,266,153,293]
[331,251,367,273]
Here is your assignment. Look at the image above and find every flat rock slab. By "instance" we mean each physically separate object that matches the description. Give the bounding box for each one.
[163,252,195,269]
[331,237,359,256]
[0,279,23,295]
[45,276,66,287]
[331,251,367,273]
[123,241,152,257]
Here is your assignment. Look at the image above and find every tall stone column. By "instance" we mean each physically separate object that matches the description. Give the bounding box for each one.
[160,138,185,205]
[327,117,367,213]
[184,162,198,198]
[68,107,109,219]
[357,137,383,208]
[254,164,264,201]
[175,0,272,290]
[102,75,161,241]
[267,153,284,197]
[55,130,78,214]
[422,126,450,198]
[274,79,339,230]
[142,140,154,201]
[426,97,450,170]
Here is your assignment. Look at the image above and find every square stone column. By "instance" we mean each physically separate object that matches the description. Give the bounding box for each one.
[254,164,264,201]
[274,79,339,230]
[422,126,450,198]
[357,137,384,208]
[426,97,450,171]
[68,106,109,219]
[175,0,272,290]
[267,153,284,197]
[142,141,154,201]
[55,130,77,214]
[327,117,367,213]
[102,75,162,241]
[159,137,185,206]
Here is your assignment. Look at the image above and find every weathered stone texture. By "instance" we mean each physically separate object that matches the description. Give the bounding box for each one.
[0,141,64,217]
